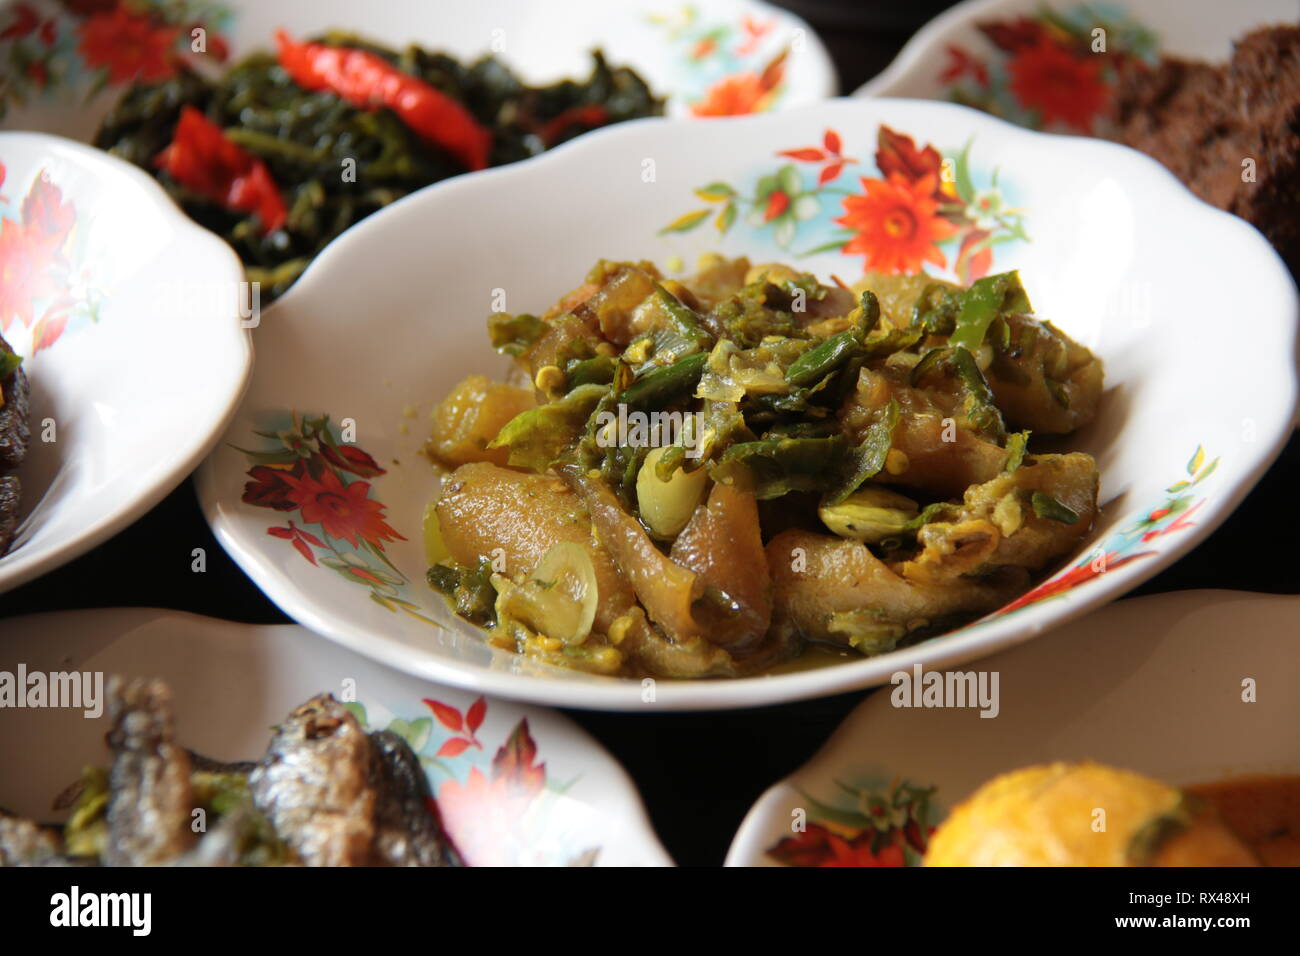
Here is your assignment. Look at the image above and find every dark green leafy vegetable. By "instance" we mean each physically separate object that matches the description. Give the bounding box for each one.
[95,38,663,300]
[427,557,498,625]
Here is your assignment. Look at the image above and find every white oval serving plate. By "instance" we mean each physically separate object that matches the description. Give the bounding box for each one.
[197,98,1297,711]
[726,590,1300,866]
[1,0,835,135]
[0,607,672,866]
[0,132,250,594]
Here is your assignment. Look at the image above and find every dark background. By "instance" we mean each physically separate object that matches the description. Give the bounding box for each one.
[2,1,1297,866]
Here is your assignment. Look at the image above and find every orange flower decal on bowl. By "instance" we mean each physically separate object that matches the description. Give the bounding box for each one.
[647,3,787,117]
[690,50,786,117]
[662,124,1028,285]
[837,173,957,274]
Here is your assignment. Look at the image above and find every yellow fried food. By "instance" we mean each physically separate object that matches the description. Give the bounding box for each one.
[925,762,1258,867]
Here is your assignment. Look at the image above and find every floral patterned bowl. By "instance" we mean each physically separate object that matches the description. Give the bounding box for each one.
[855,0,1297,134]
[197,97,1296,710]
[0,607,672,866]
[0,0,835,137]
[726,590,1300,866]
[0,131,249,593]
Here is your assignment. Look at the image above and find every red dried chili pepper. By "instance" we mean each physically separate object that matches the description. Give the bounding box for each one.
[536,104,609,148]
[274,30,491,171]
[154,106,287,234]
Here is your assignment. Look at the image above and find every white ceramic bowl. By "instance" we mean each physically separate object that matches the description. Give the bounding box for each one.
[857,0,1297,131]
[2,0,835,137]
[726,590,1300,866]
[0,608,672,866]
[197,98,1298,710]
[0,132,250,593]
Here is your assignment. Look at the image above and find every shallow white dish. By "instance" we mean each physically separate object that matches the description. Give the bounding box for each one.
[198,97,1297,711]
[0,607,671,866]
[856,0,1297,133]
[1,0,834,135]
[0,132,250,593]
[726,590,1300,866]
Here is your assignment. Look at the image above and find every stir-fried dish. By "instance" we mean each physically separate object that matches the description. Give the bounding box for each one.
[424,256,1104,678]
[0,333,28,557]
[95,32,662,300]
[0,678,460,867]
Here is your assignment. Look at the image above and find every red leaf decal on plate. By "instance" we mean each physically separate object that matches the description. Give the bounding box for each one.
[435,737,472,759]
[823,130,841,155]
[466,696,487,734]
[492,718,545,797]
[242,465,299,511]
[876,125,943,188]
[819,161,844,186]
[777,147,824,162]
[30,309,68,353]
[291,536,317,565]
[318,441,387,478]
[424,698,463,731]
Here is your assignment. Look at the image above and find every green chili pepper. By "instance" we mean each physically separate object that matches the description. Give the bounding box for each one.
[949,271,1031,351]
[824,399,900,506]
[620,351,707,411]
[565,354,616,387]
[711,436,848,499]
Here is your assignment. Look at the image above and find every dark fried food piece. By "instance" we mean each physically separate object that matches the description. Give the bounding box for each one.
[1107,26,1300,274]
[370,730,461,867]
